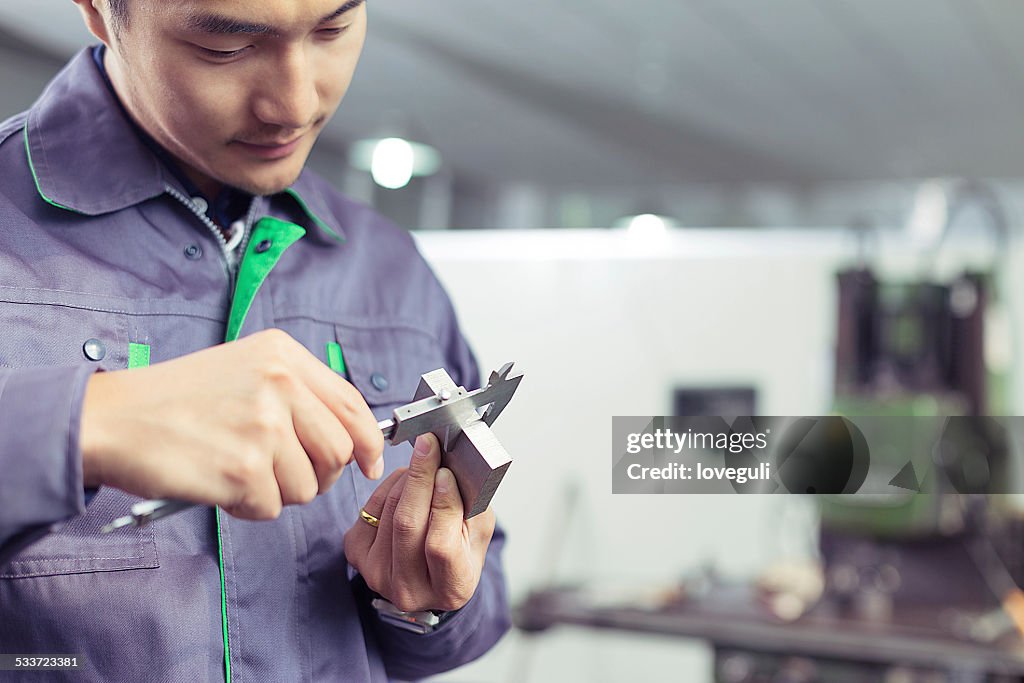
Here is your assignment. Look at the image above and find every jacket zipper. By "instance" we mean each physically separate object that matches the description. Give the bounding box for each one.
[164,185,250,295]
[164,184,254,682]
[236,194,261,264]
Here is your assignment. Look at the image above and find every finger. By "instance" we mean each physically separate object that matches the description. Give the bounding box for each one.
[392,434,441,558]
[283,339,385,480]
[273,430,320,506]
[389,435,444,596]
[222,465,284,521]
[363,466,408,519]
[423,468,474,607]
[289,379,355,494]
[344,467,407,570]
[369,471,410,569]
[466,507,497,566]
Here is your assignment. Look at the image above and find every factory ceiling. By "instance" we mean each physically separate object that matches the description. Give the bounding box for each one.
[3,0,1024,189]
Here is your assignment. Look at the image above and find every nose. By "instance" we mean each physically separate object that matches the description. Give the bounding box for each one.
[252,46,319,130]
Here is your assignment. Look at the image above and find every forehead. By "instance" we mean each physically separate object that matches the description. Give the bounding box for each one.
[160,0,364,33]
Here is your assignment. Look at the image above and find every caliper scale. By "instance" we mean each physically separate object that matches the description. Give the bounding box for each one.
[102,362,523,532]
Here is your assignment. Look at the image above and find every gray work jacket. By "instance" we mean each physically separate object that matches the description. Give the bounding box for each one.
[0,48,510,682]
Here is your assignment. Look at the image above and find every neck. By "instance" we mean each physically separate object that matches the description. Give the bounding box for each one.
[102,46,224,199]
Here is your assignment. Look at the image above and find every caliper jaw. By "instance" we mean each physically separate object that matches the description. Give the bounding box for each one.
[389,363,522,518]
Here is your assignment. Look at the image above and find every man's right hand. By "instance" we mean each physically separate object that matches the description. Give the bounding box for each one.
[79,328,385,520]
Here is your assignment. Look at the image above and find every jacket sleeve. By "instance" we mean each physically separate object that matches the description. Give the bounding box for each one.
[351,280,513,679]
[352,523,511,680]
[0,364,97,567]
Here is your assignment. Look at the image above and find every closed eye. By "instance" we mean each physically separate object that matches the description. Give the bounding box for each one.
[198,45,251,59]
[317,25,351,38]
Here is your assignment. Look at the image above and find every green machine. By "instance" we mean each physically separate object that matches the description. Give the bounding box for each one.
[825,269,1013,539]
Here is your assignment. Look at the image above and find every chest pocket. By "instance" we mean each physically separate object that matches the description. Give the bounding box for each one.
[0,299,129,372]
[0,296,159,577]
[336,324,448,416]
[281,318,451,574]
[334,324,451,506]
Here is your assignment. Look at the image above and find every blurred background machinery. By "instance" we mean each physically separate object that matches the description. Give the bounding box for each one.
[514,185,1024,682]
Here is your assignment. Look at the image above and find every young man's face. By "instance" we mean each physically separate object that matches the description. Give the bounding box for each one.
[99,0,367,197]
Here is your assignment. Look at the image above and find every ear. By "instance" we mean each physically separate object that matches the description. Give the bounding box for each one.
[71,0,113,47]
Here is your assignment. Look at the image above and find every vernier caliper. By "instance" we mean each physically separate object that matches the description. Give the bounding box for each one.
[102,362,523,533]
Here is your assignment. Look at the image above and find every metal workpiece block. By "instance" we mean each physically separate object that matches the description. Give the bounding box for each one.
[387,363,523,519]
[446,421,512,518]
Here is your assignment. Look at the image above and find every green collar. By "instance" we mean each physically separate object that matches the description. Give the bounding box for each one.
[24,48,345,244]
[282,180,345,244]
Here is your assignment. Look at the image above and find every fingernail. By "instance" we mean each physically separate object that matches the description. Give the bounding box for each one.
[413,435,432,458]
[371,458,385,480]
[435,468,451,494]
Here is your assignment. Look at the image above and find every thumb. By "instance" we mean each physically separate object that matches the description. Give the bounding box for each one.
[426,468,464,552]
[429,467,464,520]
[425,468,470,594]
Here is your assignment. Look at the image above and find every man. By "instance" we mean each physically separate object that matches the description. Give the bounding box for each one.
[0,0,510,680]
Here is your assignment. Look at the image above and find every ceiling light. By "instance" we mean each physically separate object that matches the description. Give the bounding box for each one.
[370,138,414,189]
[349,137,443,189]
[614,213,678,235]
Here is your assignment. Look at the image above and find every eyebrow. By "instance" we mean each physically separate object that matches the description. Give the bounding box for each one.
[185,0,366,36]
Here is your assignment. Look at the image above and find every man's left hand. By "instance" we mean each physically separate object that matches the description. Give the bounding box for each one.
[344,433,496,613]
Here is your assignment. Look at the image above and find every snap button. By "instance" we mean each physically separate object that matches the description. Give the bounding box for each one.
[255,239,272,254]
[184,244,203,260]
[191,196,209,214]
[370,372,389,391]
[83,338,106,362]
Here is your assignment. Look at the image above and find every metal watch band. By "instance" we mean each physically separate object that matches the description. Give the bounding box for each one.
[371,598,444,634]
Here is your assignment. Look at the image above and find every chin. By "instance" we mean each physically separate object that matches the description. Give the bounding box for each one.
[229,169,304,197]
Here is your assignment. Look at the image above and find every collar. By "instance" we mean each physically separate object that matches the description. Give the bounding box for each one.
[283,175,344,243]
[24,47,344,243]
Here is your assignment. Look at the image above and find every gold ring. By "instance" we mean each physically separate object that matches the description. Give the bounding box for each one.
[359,509,380,528]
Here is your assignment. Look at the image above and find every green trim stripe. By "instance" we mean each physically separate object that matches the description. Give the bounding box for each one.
[23,126,82,214]
[326,341,347,376]
[127,343,150,369]
[218,215,308,682]
[215,508,231,682]
[284,187,344,243]
[224,217,307,343]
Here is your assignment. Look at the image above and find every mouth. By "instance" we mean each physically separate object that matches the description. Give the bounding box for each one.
[233,134,305,160]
